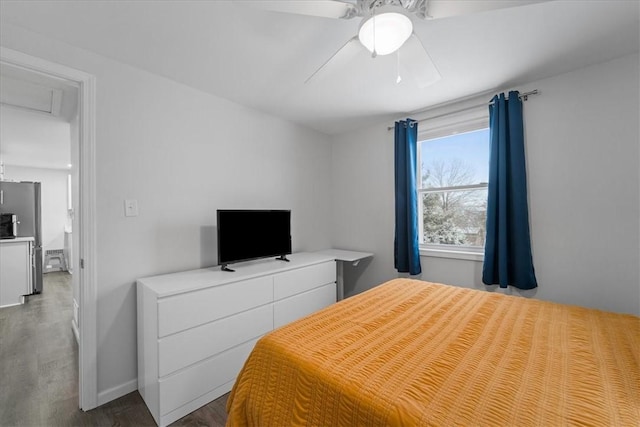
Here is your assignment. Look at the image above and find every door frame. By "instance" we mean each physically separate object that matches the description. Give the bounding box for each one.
[0,47,98,410]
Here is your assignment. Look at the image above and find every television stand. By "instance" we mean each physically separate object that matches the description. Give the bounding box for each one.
[221,265,235,272]
[275,255,290,262]
[137,252,337,427]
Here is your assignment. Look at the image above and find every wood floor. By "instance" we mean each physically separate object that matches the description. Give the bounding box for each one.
[0,272,229,426]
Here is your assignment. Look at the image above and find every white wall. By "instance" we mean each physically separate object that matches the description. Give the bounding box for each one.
[522,53,639,314]
[1,23,333,402]
[331,53,640,315]
[0,105,72,169]
[331,123,397,296]
[3,165,69,256]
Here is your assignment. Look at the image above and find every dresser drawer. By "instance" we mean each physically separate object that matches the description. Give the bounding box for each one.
[158,276,272,337]
[159,338,258,416]
[274,282,336,328]
[158,304,273,377]
[273,261,335,300]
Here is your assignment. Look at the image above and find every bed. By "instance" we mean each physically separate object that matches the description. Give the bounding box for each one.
[226,278,639,426]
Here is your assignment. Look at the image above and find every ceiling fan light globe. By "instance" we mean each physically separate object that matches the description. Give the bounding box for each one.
[358,12,413,56]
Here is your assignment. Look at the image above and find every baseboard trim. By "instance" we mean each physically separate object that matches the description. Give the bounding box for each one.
[0,300,23,309]
[97,378,138,407]
[71,320,79,344]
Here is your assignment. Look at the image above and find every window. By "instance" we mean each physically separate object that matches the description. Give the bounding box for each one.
[418,122,490,255]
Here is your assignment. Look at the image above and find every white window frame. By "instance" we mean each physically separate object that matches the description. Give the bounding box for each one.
[417,111,489,261]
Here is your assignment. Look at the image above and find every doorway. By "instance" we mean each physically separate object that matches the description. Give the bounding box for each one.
[0,47,97,411]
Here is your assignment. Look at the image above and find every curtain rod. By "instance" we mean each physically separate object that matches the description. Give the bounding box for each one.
[387,89,539,131]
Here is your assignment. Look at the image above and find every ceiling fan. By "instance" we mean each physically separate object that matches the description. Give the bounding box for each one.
[246,0,547,87]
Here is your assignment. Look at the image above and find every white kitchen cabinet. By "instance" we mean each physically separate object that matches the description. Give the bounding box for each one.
[137,252,337,426]
[0,237,33,308]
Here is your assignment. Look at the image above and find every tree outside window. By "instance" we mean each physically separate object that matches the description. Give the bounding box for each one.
[419,128,489,249]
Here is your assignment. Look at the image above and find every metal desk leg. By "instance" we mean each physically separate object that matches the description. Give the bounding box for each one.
[336,261,344,301]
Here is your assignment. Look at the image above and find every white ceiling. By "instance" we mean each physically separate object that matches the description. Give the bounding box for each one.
[1,0,638,135]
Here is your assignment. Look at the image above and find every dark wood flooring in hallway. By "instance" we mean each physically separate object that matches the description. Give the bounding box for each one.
[0,272,228,426]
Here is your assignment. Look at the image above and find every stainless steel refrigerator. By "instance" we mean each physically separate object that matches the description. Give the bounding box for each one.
[0,181,43,294]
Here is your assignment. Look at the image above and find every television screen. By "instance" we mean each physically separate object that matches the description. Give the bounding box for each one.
[217,209,292,268]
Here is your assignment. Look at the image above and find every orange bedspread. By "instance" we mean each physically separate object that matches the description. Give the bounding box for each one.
[226,279,640,426]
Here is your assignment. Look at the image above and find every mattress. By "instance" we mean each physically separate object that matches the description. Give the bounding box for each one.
[226,278,639,426]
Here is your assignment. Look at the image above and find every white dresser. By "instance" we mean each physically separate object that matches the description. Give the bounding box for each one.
[137,252,337,426]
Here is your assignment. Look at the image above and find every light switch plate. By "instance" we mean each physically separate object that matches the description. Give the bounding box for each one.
[124,199,138,217]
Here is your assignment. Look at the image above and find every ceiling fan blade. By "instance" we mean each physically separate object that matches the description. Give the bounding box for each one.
[305,36,362,83]
[242,0,358,19]
[399,34,441,89]
[426,0,549,19]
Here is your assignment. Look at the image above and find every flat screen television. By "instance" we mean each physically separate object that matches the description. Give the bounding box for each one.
[217,209,292,271]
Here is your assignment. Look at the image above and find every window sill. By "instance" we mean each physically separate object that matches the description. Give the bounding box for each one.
[419,247,484,262]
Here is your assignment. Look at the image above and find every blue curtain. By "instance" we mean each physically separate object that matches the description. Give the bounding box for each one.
[483,91,537,289]
[394,119,422,275]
